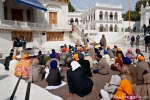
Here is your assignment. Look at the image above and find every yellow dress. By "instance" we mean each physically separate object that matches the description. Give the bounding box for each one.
[14,58,32,78]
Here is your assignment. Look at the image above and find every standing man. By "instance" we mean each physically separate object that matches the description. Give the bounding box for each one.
[144,33,150,53]
[130,35,135,47]
[13,37,19,56]
[143,24,147,36]
[136,35,140,47]
[100,34,106,49]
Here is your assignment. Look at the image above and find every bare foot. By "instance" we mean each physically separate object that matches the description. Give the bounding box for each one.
[92,86,95,91]
[68,94,73,98]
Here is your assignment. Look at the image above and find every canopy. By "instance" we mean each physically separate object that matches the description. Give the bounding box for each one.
[14,0,47,11]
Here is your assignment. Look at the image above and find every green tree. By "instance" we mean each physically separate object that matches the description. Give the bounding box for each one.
[68,1,75,12]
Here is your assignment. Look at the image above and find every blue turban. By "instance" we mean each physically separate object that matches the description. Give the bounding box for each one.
[50,53,55,58]
[50,60,57,69]
[104,50,108,54]
[78,53,84,59]
[95,49,99,54]
[122,57,132,64]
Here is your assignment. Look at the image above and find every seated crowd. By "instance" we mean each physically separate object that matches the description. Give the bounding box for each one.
[4,43,150,99]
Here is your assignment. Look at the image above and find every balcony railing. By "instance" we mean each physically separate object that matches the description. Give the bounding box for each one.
[0,20,72,31]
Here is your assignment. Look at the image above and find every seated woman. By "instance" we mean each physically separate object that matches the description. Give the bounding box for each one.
[67,61,94,97]
[134,71,150,99]
[28,59,44,82]
[46,60,61,86]
[100,75,121,100]
[14,53,32,78]
[126,48,135,63]
[135,48,144,63]
[112,78,136,100]
[116,48,124,58]
[111,54,123,72]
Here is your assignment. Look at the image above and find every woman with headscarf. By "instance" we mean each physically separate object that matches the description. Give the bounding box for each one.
[67,61,94,98]
[60,49,67,66]
[103,50,110,64]
[28,59,44,82]
[107,46,115,58]
[111,53,123,72]
[78,53,92,77]
[46,60,61,86]
[112,79,135,100]
[136,56,150,82]
[66,48,73,68]
[100,75,121,100]
[9,56,19,74]
[14,53,32,78]
[126,48,135,62]
[122,57,138,84]
[42,52,51,66]
[112,45,118,57]
[134,71,150,99]
[116,48,124,58]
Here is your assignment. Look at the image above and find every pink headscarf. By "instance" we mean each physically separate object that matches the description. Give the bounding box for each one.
[127,48,132,52]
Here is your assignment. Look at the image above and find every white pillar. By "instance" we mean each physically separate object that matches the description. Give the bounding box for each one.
[0,0,4,20]
[95,9,99,20]
[108,14,109,20]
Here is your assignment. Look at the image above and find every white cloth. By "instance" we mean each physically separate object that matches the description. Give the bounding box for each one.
[45,81,66,90]
[100,89,110,100]
[103,54,110,64]
[71,61,81,71]
[9,59,19,74]
[110,75,121,85]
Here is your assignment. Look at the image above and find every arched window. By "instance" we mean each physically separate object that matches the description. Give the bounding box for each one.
[99,11,103,20]
[99,24,104,32]
[75,18,79,25]
[114,25,118,32]
[70,18,74,25]
[114,12,118,20]
[105,24,108,32]
[109,24,113,32]
[110,12,113,20]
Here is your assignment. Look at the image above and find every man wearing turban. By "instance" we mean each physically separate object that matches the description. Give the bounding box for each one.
[136,56,150,82]
[46,60,61,86]
[78,53,92,77]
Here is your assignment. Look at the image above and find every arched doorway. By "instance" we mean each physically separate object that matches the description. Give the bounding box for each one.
[114,25,117,32]
[114,12,118,20]
[70,18,74,25]
[110,12,113,20]
[105,24,108,32]
[105,12,108,20]
[99,11,103,20]
[109,24,113,32]
[99,24,103,32]
[75,18,79,25]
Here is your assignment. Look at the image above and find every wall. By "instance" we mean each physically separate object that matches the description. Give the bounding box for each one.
[0,30,12,51]
[123,21,140,31]
[87,32,129,44]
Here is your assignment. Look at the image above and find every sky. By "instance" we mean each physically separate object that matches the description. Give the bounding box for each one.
[70,0,139,13]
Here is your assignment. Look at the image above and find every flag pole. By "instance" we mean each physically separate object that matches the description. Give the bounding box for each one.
[128,0,130,27]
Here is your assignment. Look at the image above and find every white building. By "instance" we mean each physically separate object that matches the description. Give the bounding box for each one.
[68,2,123,32]
[0,0,71,52]
[140,1,150,26]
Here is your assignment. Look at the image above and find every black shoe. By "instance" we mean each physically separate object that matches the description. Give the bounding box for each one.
[5,68,9,70]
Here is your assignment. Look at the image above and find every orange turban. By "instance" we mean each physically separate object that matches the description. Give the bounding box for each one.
[66,48,70,52]
[74,54,79,61]
[138,56,145,61]
[117,48,121,51]
[85,45,89,50]
[77,46,81,51]
[22,53,29,59]
[107,46,110,49]
[12,56,17,60]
